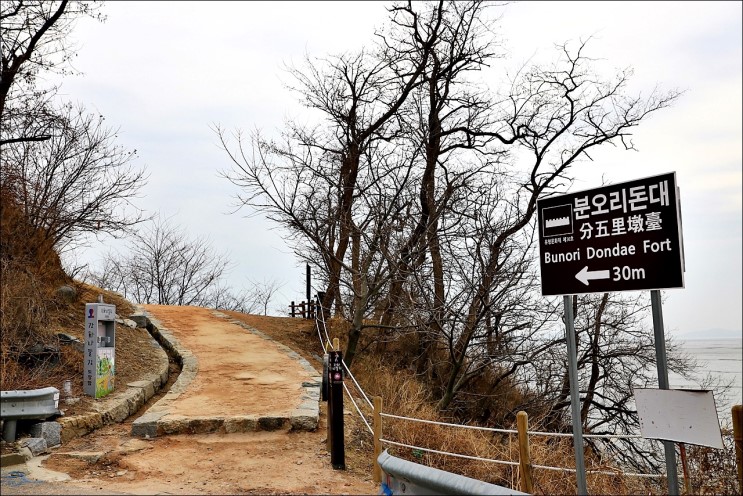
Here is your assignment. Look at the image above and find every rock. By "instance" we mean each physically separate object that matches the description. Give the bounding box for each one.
[290,414,318,431]
[58,413,103,443]
[115,318,137,329]
[22,437,48,456]
[18,446,33,461]
[127,380,155,400]
[224,416,257,434]
[129,313,150,328]
[57,333,84,353]
[57,285,77,303]
[61,451,104,463]
[257,416,288,431]
[0,452,28,466]
[119,439,150,453]
[30,422,61,447]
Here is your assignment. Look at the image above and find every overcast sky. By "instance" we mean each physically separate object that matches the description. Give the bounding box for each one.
[55,1,741,338]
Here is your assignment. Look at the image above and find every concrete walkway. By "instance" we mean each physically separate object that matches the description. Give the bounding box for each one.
[131,305,320,438]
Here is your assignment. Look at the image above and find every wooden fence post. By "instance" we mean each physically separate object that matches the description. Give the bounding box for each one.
[516,411,534,494]
[290,301,295,318]
[679,443,692,494]
[373,396,383,483]
[733,404,742,493]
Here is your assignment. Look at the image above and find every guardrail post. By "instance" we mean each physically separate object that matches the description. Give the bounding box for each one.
[733,404,742,493]
[516,411,534,494]
[373,396,383,483]
[1,387,61,442]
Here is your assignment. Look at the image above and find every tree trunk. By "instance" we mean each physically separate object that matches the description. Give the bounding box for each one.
[581,293,608,426]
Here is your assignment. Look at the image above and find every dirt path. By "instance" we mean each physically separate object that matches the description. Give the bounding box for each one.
[143,305,311,418]
[9,305,376,495]
[38,420,375,495]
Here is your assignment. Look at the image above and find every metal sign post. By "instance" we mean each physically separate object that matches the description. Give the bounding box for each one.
[564,296,588,495]
[651,290,680,495]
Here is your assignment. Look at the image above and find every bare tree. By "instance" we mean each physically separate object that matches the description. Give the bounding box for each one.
[218,1,679,392]
[219,1,450,339]
[1,0,103,145]
[206,278,284,316]
[2,1,146,259]
[524,292,697,473]
[2,103,147,251]
[90,218,231,306]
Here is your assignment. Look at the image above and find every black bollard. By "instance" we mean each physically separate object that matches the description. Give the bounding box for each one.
[328,350,345,470]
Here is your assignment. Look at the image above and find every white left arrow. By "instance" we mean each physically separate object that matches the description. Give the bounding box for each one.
[575,266,610,286]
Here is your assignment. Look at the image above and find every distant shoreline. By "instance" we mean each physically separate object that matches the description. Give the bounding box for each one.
[677,332,742,341]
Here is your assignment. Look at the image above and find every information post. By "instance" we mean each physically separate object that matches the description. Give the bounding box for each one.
[84,303,116,398]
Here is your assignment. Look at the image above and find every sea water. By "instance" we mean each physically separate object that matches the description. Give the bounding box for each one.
[668,338,742,423]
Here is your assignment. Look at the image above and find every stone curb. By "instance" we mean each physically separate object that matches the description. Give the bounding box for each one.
[130,310,320,437]
[130,311,199,438]
[0,451,30,467]
[56,309,170,445]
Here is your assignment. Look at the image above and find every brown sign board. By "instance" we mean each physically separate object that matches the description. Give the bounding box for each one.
[536,172,685,296]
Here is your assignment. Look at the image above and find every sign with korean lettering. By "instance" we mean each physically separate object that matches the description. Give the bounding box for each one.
[84,303,116,398]
[328,351,344,384]
[537,172,684,296]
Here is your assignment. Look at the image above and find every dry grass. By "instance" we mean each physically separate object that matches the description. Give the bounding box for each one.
[341,354,669,494]
[304,318,739,495]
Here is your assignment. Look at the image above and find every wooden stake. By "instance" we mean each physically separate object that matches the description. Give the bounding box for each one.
[516,411,534,494]
[679,443,691,494]
[733,404,742,493]
[373,396,383,483]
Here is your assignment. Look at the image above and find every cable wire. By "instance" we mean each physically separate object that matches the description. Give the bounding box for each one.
[379,438,520,467]
[343,382,373,434]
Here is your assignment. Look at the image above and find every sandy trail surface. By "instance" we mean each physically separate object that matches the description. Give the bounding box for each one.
[142,304,311,418]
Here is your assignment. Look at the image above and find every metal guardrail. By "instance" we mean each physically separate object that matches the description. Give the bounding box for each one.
[377,449,528,495]
[1,387,60,442]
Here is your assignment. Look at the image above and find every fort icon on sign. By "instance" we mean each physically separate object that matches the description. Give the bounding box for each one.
[543,204,573,237]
